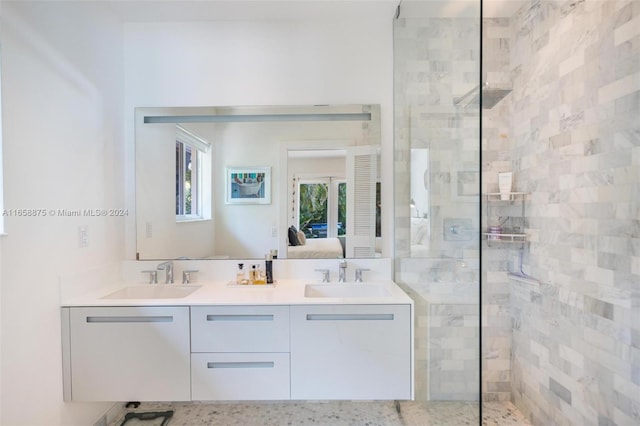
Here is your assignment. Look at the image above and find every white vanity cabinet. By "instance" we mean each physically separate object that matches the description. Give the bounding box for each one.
[290,304,412,400]
[61,292,413,402]
[190,305,290,400]
[62,306,190,401]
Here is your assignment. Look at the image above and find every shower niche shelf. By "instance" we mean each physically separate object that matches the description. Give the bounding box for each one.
[483,192,527,244]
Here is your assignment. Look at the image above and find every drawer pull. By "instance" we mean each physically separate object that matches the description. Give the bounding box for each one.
[86,316,173,323]
[306,314,394,321]
[206,314,274,321]
[207,361,275,369]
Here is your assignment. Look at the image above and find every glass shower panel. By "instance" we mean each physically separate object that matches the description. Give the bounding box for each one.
[393,0,481,409]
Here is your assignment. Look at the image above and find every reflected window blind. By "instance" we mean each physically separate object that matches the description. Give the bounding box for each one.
[352,151,376,257]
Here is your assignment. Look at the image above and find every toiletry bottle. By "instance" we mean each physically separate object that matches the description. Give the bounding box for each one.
[236,263,246,284]
[249,264,257,284]
[265,253,273,284]
[254,264,266,284]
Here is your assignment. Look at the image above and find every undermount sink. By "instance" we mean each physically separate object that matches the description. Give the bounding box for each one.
[101,285,201,300]
[304,283,391,298]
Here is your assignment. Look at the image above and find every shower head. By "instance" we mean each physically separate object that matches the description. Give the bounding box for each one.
[481,88,512,109]
[454,84,511,109]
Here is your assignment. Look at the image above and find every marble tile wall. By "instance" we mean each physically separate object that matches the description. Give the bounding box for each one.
[482,17,515,403]
[504,0,640,424]
[427,300,480,400]
[394,15,481,401]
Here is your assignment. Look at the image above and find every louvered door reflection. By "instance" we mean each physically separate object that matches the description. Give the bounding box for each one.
[346,145,378,257]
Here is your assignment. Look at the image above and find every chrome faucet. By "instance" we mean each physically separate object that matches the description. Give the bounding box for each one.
[338,260,347,283]
[157,261,174,284]
[355,268,370,283]
[182,270,198,284]
[315,269,330,283]
[141,270,158,284]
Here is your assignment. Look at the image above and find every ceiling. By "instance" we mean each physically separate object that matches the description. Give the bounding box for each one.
[483,0,526,17]
[107,1,398,22]
[107,0,526,22]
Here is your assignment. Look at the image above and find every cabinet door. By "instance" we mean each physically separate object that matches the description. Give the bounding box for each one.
[191,352,290,400]
[290,304,412,400]
[191,305,289,352]
[69,306,190,401]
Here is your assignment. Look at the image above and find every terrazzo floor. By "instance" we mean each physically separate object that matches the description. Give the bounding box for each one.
[111,401,531,426]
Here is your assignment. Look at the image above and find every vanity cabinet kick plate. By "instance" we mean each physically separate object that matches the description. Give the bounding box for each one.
[443,218,473,241]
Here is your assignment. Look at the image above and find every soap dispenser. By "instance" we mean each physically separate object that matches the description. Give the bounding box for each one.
[265,253,274,284]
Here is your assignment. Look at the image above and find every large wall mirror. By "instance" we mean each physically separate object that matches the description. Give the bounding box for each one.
[135,104,381,260]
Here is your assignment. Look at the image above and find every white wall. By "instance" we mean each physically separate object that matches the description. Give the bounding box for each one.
[0,5,394,424]
[289,156,346,179]
[136,118,217,259]
[124,15,395,259]
[0,2,125,425]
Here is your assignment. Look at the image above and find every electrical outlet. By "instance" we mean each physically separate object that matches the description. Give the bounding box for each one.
[78,226,89,248]
[146,222,153,238]
[271,227,278,237]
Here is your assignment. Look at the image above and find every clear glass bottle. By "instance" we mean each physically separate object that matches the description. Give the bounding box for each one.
[236,263,246,284]
[249,264,257,284]
[254,264,266,284]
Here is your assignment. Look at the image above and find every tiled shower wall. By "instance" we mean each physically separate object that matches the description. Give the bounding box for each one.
[394,15,481,401]
[505,0,639,424]
[482,16,514,403]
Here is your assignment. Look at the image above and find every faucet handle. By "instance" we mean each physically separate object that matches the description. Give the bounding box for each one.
[314,269,330,283]
[182,270,198,284]
[141,270,158,284]
[354,268,370,283]
[156,261,172,270]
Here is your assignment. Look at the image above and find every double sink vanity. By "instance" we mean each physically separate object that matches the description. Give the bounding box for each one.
[61,264,413,403]
[60,103,413,404]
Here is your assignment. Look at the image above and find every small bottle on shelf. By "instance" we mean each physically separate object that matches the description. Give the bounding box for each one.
[249,264,257,284]
[265,253,274,284]
[487,225,502,240]
[236,263,246,284]
[253,264,266,285]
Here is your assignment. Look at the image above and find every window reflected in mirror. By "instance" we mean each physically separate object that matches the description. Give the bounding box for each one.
[297,179,347,239]
[175,141,196,216]
[175,124,211,221]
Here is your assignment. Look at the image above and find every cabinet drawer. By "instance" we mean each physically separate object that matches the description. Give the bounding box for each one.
[191,353,290,400]
[191,305,289,352]
[290,304,412,400]
[68,306,191,401]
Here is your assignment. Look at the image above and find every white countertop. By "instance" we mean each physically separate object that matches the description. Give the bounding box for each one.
[61,279,413,307]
